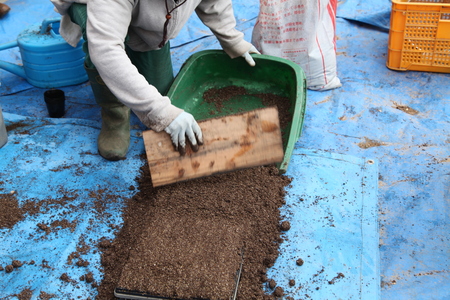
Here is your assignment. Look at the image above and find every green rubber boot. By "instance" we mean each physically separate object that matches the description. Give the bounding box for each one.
[85,65,130,161]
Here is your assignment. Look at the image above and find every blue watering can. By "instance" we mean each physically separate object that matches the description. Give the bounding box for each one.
[0,18,88,88]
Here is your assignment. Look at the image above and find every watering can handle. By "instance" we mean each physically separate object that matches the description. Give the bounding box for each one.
[0,40,18,51]
[40,18,62,34]
[0,18,62,49]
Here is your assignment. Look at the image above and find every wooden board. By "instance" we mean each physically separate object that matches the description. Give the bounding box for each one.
[143,107,284,187]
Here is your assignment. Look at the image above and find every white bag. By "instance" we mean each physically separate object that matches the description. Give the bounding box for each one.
[252,0,341,91]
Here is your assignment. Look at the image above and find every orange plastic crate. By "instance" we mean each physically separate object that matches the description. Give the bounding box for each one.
[387,0,450,73]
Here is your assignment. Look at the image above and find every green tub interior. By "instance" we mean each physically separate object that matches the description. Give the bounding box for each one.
[167,50,307,173]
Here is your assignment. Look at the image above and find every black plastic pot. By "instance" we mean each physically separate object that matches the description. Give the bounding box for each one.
[44,89,65,118]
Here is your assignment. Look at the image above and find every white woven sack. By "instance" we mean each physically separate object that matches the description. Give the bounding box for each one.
[252,0,341,91]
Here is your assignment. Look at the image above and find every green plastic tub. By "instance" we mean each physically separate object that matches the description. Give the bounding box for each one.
[167,50,307,173]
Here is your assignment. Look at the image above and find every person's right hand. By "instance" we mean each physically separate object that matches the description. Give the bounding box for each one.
[242,45,261,67]
[164,112,203,155]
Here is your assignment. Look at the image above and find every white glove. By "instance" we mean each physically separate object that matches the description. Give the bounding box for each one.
[242,45,261,67]
[164,112,203,155]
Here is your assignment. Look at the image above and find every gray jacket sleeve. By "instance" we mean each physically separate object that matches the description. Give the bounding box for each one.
[195,0,253,58]
[87,0,183,132]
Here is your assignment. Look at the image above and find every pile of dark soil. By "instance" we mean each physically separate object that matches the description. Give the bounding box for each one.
[96,86,294,299]
[96,162,292,300]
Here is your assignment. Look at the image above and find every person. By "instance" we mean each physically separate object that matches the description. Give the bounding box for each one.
[50,0,259,160]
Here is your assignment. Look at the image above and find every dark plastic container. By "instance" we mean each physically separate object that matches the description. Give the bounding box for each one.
[44,89,65,118]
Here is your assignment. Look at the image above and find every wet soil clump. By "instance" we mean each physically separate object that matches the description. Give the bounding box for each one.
[280,220,291,231]
[296,258,304,266]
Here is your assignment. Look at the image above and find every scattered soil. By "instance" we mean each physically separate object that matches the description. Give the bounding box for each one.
[328,272,345,284]
[59,273,72,283]
[357,137,385,149]
[0,192,23,228]
[393,102,419,115]
[50,219,77,232]
[76,258,90,267]
[67,237,91,265]
[5,120,34,135]
[37,223,51,234]
[96,162,292,300]
[14,288,33,300]
[0,188,80,232]
[38,291,56,300]
[289,279,295,286]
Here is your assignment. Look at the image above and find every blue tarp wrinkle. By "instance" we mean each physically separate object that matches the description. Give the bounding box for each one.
[1,0,449,299]
[336,0,392,30]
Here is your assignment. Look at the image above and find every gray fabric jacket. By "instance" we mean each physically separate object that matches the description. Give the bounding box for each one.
[51,0,252,131]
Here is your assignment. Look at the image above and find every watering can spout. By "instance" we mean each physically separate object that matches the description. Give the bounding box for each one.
[0,40,26,79]
[0,60,27,79]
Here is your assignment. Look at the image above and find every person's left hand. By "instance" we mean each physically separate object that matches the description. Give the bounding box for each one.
[242,46,261,67]
[164,111,203,156]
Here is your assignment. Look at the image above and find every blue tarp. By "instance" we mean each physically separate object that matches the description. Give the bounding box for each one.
[269,149,379,299]
[1,0,449,299]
